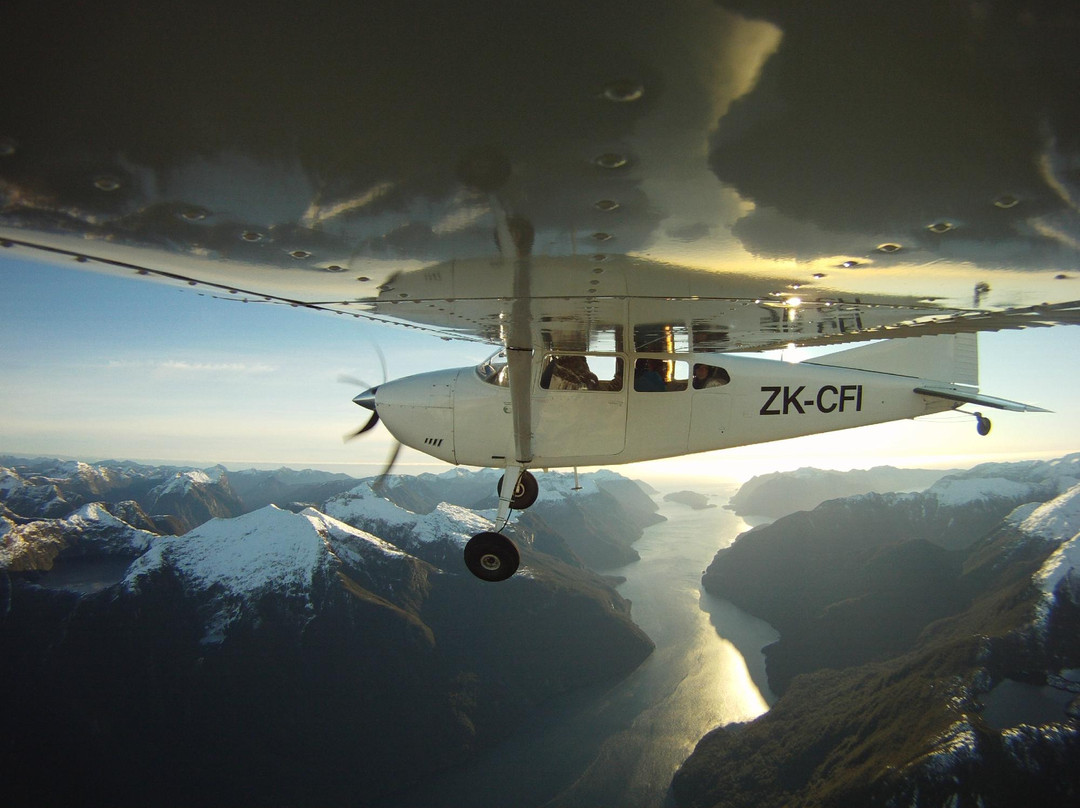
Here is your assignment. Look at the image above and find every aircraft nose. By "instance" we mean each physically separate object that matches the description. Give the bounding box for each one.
[352,386,378,411]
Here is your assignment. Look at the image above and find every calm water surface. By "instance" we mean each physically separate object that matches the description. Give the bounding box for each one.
[382,479,777,808]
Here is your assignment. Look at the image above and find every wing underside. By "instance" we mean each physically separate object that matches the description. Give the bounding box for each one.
[2,1,1080,352]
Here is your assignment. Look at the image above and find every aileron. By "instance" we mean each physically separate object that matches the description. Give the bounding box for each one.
[914,386,1051,413]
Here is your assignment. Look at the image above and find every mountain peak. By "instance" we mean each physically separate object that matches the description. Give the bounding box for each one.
[126,505,327,601]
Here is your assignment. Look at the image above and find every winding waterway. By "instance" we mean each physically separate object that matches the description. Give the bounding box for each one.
[382,479,778,808]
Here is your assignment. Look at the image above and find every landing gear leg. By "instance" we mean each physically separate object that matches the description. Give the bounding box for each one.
[465,463,528,582]
[493,462,525,532]
[974,411,992,436]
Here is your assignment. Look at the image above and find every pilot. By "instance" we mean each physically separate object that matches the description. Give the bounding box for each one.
[634,358,666,392]
[693,363,730,389]
[543,355,599,390]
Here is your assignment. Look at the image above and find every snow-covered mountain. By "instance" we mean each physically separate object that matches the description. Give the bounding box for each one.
[139,467,244,530]
[926,453,1080,508]
[0,457,243,531]
[1,461,655,807]
[124,504,432,644]
[0,465,73,518]
[0,456,359,534]
[326,467,663,570]
[1,501,156,572]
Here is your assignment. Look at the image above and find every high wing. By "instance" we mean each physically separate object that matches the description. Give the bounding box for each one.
[2,0,1080,350]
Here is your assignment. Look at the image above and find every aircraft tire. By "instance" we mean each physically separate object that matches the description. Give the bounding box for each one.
[464,532,520,582]
[976,414,992,436]
[497,470,539,510]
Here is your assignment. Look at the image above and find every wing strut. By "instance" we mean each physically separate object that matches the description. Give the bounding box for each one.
[493,200,534,530]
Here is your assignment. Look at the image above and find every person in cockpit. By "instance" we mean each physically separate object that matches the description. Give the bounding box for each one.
[542,355,599,390]
[634,358,666,392]
[693,363,730,389]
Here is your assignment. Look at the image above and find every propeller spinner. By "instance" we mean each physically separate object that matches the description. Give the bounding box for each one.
[344,382,403,483]
[345,386,380,440]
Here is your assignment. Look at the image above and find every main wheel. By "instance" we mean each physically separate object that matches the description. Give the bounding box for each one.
[496,470,539,510]
[464,532,520,582]
[976,414,992,436]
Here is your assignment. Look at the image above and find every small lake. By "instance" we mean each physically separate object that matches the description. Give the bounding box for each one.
[36,557,134,594]
[982,675,1079,730]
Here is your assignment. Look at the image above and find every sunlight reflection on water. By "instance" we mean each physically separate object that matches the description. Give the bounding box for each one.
[379,477,777,808]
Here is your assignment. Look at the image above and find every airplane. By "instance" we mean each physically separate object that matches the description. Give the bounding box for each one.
[353,331,1046,580]
[1,0,1077,580]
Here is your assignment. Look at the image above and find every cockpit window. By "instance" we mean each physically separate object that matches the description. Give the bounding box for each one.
[476,350,509,387]
[540,354,622,391]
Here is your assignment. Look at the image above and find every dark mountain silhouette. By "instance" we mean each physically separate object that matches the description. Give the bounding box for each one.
[674,455,1080,808]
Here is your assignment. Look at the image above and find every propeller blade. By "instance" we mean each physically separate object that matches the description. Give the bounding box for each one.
[338,374,373,388]
[373,441,402,491]
[342,336,387,388]
[343,411,380,442]
[373,341,388,386]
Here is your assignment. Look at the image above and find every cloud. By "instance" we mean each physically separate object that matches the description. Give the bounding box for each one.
[104,359,276,375]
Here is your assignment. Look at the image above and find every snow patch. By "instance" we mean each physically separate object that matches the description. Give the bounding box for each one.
[416,503,493,547]
[1026,485,1080,612]
[324,480,494,547]
[124,505,413,599]
[67,502,127,531]
[123,505,422,642]
[1020,483,1080,543]
[1002,723,1080,774]
[927,476,1038,507]
[125,505,324,599]
[1004,502,1041,527]
[299,507,409,562]
[0,467,23,496]
[918,720,981,775]
[535,473,602,503]
[323,482,420,529]
[1034,534,1080,599]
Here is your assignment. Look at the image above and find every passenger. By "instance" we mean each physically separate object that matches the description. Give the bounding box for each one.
[634,358,666,392]
[693,363,730,389]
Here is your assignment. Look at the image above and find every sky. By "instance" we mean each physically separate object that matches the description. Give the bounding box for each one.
[2,255,1079,483]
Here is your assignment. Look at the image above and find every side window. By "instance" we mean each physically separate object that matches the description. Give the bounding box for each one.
[634,358,689,392]
[540,355,623,391]
[692,364,732,389]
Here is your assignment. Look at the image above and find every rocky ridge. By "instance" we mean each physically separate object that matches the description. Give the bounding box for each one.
[727,464,954,519]
[1,458,656,807]
[674,454,1080,808]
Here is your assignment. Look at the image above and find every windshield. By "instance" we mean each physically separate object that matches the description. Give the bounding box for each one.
[475,350,509,387]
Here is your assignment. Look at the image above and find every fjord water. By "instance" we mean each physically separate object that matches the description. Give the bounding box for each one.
[382,479,778,808]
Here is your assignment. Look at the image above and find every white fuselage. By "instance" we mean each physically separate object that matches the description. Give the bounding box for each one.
[371,352,958,470]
